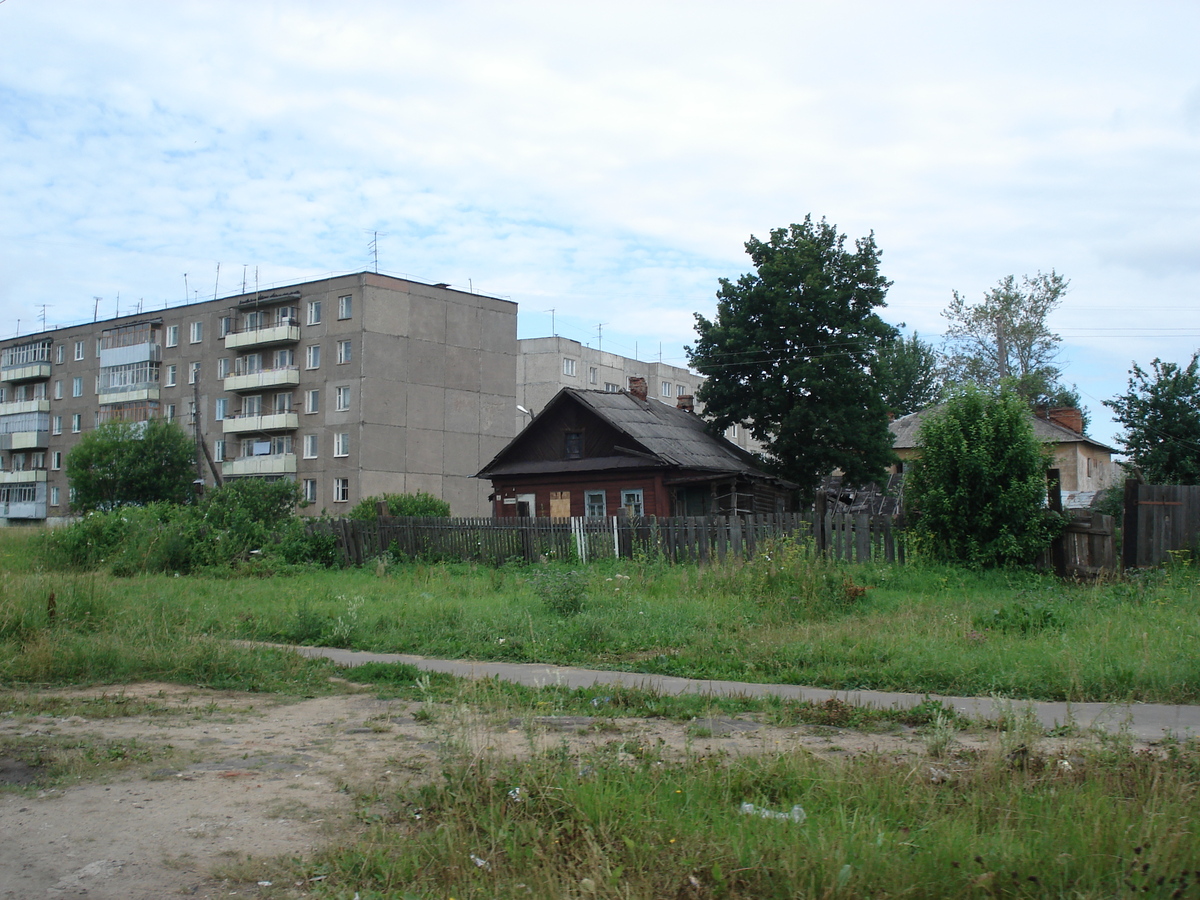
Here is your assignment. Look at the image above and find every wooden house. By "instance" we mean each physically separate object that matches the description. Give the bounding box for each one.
[477,380,795,518]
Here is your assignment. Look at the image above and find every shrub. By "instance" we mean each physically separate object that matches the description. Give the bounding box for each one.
[348,491,451,520]
[905,385,1064,567]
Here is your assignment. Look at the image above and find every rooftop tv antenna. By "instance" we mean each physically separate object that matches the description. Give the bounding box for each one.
[545,309,556,335]
[242,265,247,294]
[39,304,51,331]
[183,273,189,306]
[596,322,608,353]
[93,297,100,322]
[214,262,221,300]
[367,231,387,273]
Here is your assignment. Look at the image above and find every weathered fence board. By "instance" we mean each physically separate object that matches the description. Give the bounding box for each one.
[312,510,907,567]
[1123,480,1200,569]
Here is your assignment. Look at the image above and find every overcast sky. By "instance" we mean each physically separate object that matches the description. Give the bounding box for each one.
[2,1,1198,449]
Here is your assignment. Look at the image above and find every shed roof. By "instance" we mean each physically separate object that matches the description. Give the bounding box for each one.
[890,406,1117,453]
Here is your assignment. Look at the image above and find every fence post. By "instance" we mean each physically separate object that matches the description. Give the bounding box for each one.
[813,489,827,555]
[1122,478,1139,570]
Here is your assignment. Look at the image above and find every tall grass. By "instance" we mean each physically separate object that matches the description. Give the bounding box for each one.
[5,526,1200,702]
[306,738,1200,899]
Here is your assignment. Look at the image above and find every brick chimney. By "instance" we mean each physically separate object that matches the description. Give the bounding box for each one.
[1036,406,1084,435]
[676,394,695,413]
[628,376,648,402]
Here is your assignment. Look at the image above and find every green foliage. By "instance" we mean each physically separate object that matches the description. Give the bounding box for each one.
[873,331,942,417]
[906,385,1063,567]
[688,215,898,495]
[65,418,197,512]
[940,271,1075,408]
[974,598,1064,634]
[40,478,337,574]
[528,568,588,616]
[347,491,451,520]
[1104,353,1200,484]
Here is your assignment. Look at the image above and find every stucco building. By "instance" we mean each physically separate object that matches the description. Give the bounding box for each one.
[0,272,517,523]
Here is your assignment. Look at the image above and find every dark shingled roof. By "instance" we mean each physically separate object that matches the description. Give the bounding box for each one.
[890,406,1117,453]
[479,388,793,485]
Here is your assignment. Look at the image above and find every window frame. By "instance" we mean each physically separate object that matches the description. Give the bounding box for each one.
[335,386,350,411]
[305,389,320,414]
[334,478,350,503]
[303,434,319,459]
[621,488,644,517]
[190,321,203,344]
[334,432,350,457]
[563,358,576,377]
[306,344,321,369]
[165,326,178,348]
[337,295,352,320]
[585,490,607,518]
[337,340,352,364]
[307,300,322,325]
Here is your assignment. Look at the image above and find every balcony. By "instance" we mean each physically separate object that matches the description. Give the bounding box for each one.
[99,385,160,406]
[222,412,299,434]
[0,500,46,519]
[99,342,162,369]
[0,469,47,485]
[0,399,50,417]
[224,321,301,350]
[2,361,52,383]
[223,366,300,393]
[222,453,298,478]
[0,431,50,451]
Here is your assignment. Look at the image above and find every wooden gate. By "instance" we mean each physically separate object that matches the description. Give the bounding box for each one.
[1123,480,1200,569]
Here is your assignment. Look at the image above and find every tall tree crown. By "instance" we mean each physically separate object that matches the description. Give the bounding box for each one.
[688,216,896,495]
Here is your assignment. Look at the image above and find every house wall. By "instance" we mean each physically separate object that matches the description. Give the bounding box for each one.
[891,443,1117,493]
[491,472,669,518]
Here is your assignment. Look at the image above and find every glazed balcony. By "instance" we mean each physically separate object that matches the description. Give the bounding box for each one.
[221,412,299,434]
[98,385,160,406]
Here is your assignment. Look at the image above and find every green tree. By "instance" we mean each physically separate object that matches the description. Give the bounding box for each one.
[65,418,196,512]
[348,491,451,520]
[687,216,897,494]
[1103,354,1200,484]
[941,271,1076,407]
[905,385,1061,567]
[874,331,942,417]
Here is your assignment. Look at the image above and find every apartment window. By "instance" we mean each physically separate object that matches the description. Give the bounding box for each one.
[32,452,44,470]
[335,386,350,411]
[94,411,100,428]
[94,375,101,394]
[50,486,60,507]
[214,398,228,421]
[72,376,82,398]
[219,316,234,337]
[307,300,322,325]
[244,310,265,331]
[55,344,64,365]
[661,382,671,397]
[74,340,85,361]
[305,389,319,414]
[306,345,321,369]
[677,384,687,397]
[303,434,319,459]
[274,348,295,368]
[727,424,738,440]
[604,382,620,392]
[214,440,225,463]
[621,488,644,517]
[274,391,292,414]
[52,415,62,435]
[563,358,576,377]
[217,358,230,378]
[165,364,177,387]
[165,326,178,348]
[585,490,606,518]
[338,295,352,319]
[589,367,598,385]
[334,432,349,457]
[166,404,176,423]
[190,321,203,344]
[334,478,349,503]
[189,362,201,384]
[243,395,262,417]
[278,306,298,326]
[53,380,62,400]
[303,479,317,504]
[337,340,352,364]
[71,414,81,434]
[51,451,62,470]
[241,352,263,375]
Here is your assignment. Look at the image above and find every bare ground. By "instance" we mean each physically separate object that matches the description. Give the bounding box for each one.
[0,682,1125,900]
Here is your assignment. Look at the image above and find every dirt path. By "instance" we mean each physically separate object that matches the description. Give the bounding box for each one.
[0,681,983,899]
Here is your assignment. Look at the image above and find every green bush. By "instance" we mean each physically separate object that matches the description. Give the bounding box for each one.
[905,385,1064,567]
[347,491,451,520]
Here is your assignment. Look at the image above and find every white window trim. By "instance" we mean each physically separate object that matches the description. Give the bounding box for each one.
[334,433,349,457]
[303,434,319,459]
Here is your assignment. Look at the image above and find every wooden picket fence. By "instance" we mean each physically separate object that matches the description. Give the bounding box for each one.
[1122,480,1200,569]
[310,510,906,568]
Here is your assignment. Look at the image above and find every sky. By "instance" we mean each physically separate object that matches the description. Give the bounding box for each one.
[1,1,1198,450]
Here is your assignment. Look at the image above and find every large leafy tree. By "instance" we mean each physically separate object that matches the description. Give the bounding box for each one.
[688,216,897,494]
[65,418,197,512]
[1103,354,1200,484]
[941,271,1077,408]
[874,331,942,417]
[905,385,1061,567]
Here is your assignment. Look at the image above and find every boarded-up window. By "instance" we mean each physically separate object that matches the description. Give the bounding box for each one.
[550,491,571,518]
